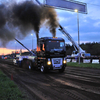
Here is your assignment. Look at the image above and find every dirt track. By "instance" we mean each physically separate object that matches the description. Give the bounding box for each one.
[0,60,100,100]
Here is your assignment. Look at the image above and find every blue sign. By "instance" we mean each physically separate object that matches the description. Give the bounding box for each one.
[45,0,87,14]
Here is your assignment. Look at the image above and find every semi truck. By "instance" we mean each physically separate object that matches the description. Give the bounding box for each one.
[14,37,67,73]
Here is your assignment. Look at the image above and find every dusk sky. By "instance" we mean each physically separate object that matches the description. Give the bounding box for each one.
[0,0,100,55]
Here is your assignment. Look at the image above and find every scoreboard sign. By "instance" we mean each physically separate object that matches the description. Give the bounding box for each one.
[45,0,87,14]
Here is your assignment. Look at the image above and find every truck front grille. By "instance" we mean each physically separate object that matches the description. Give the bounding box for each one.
[54,59,61,64]
[52,58,63,69]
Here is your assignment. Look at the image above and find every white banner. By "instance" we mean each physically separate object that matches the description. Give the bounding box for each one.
[92,59,99,64]
[72,59,77,63]
[67,59,71,62]
[83,59,90,63]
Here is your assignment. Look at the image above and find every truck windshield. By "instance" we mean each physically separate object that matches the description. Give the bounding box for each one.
[46,40,65,52]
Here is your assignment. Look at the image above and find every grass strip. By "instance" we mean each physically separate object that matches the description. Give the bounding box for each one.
[67,62,100,69]
[0,70,25,100]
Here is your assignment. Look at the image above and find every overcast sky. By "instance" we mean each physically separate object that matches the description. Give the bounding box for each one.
[0,0,100,50]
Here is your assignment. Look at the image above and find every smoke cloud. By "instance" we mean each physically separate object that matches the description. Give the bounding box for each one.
[0,0,59,46]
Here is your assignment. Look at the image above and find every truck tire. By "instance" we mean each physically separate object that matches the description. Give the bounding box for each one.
[21,59,28,69]
[40,65,46,73]
[21,60,25,68]
[18,61,22,68]
[59,66,65,73]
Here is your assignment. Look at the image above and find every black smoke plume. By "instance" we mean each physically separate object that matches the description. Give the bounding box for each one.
[0,1,59,46]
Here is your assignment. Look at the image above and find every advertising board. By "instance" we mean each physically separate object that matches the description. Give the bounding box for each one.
[45,0,87,14]
[92,59,99,64]
[83,59,91,63]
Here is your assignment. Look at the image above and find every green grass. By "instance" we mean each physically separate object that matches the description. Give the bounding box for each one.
[67,62,100,69]
[0,70,25,100]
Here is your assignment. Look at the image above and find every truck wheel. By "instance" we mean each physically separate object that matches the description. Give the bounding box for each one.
[21,59,27,69]
[59,66,65,73]
[18,62,22,68]
[40,65,45,73]
[21,60,25,68]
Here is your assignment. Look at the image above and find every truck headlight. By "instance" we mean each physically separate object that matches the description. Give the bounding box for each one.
[63,60,66,64]
[47,61,51,65]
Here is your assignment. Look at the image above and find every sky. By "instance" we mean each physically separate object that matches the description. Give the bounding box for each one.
[0,0,100,55]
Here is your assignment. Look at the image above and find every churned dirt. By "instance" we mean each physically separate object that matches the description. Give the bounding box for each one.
[0,60,100,100]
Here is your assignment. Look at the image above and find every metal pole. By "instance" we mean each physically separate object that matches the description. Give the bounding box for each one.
[77,12,80,64]
[31,34,33,51]
[32,36,33,51]
[15,42,16,53]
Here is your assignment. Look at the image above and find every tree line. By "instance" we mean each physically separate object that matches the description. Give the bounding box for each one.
[66,42,100,56]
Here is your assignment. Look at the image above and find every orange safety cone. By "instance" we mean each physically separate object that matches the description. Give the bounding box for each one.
[11,74,13,80]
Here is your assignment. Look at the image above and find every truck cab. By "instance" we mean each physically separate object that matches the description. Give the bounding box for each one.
[34,37,67,73]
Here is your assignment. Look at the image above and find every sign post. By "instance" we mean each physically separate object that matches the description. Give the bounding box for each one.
[74,9,80,64]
